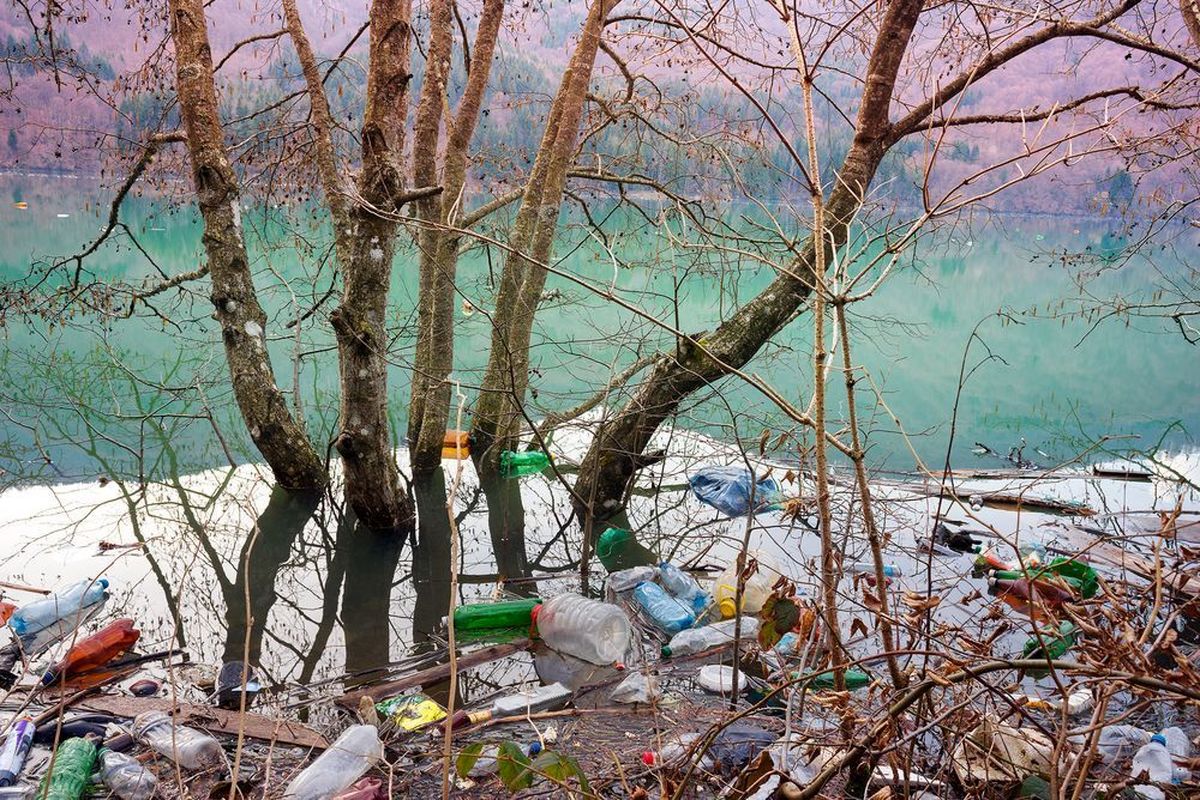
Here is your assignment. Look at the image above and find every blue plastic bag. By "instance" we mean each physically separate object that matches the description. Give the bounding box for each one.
[688,466,781,517]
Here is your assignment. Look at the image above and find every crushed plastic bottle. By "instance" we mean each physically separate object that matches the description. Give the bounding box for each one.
[132,711,224,770]
[1096,724,1153,763]
[499,450,550,478]
[99,748,158,800]
[633,581,695,634]
[713,551,780,618]
[9,578,108,637]
[533,593,631,665]
[42,618,139,685]
[1131,734,1175,799]
[658,563,711,613]
[605,566,658,595]
[283,725,383,800]
[37,737,96,800]
[0,719,34,787]
[661,617,759,658]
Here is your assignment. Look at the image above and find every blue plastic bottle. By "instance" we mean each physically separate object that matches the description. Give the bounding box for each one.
[633,582,695,634]
[9,578,109,637]
[658,563,713,614]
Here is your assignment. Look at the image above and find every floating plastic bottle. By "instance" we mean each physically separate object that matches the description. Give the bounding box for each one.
[8,578,108,637]
[42,618,139,685]
[661,617,759,658]
[595,528,657,572]
[132,711,224,770]
[1158,726,1191,765]
[605,566,658,595]
[37,737,96,800]
[633,581,695,634]
[794,668,871,690]
[453,598,540,631]
[845,562,901,578]
[99,748,158,800]
[0,719,34,787]
[447,681,573,730]
[713,552,780,618]
[1022,620,1079,677]
[658,563,712,613]
[282,725,383,800]
[0,603,15,626]
[1096,724,1153,763]
[533,593,631,665]
[499,450,549,478]
[1130,734,1175,799]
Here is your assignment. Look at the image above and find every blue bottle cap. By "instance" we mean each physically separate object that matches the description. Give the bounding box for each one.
[1151,734,1167,745]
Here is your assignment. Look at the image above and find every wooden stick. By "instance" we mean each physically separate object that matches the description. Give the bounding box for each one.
[0,581,51,595]
[337,640,530,708]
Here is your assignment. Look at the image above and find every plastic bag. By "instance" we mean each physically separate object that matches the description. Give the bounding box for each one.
[689,467,781,517]
[610,671,660,704]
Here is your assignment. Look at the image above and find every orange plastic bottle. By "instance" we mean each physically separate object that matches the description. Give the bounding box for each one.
[0,601,16,625]
[42,618,140,685]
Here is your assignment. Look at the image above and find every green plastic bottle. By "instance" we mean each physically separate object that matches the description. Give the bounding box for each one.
[794,668,871,690]
[38,737,97,800]
[453,598,541,631]
[1023,620,1079,661]
[595,527,658,572]
[499,450,550,478]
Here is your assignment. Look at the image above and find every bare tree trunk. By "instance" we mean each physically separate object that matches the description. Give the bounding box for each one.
[572,0,925,525]
[284,0,420,533]
[470,0,616,477]
[408,0,506,478]
[166,0,327,490]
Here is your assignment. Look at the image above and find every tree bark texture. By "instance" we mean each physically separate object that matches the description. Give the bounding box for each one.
[408,0,505,478]
[572,0,926,525]
[470,0,616,476]
[166,0,327,491]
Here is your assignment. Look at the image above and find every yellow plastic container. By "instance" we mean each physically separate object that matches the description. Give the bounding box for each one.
[441,430,469,460]
[713,551,781,618]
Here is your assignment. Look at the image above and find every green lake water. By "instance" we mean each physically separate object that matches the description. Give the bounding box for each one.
[1,174,1197,485]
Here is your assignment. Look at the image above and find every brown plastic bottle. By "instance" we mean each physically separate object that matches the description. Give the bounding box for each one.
[42,618,139,685]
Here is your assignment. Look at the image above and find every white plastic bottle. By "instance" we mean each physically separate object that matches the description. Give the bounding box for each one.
[534,594,631,665]
[661,617,759,658]
[99,749,158,800]
[283,725,383,800]
[713,552,780,618]
[1159,727,1192,783]
[8,578,109,636]
[1096,724,1153,763]
[132,711,224,771]
[1130,734,1174,799]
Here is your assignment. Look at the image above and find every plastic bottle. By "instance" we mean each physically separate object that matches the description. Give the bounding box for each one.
[1018,542,1048,569]
[99,748,158,800]
[713,552,780,618]
[0,603,15,626]
[533,646,614,690]
[499,450,550,478]
[661,617,759,658]
[132,711,224,770]
[533,593,631,665]
[845,562,901,578]
[37,737,96,800]
[0,719,35,786]
[1130,734,1174,799]
[773,631,801,656]
[42,618,139,685]
[282,725,383,800]
[595,528,658,572]
[1096,724,1153,763]
[8,578,109,637]
[658,563,711,613]
[793,668,871,690]
[453,598,540,631]
[633,581,695,634]
[605,566,658,595]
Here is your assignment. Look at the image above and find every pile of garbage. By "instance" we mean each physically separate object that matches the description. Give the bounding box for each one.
[1,463,1197,799]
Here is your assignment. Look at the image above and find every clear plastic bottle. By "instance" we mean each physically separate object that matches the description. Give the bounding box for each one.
[1131,734,1175,799]
[845,562,901,578]
[8,578,109,637]
[632,581,695,634]
[282,725,383,800]
[605,566,658,595]
[713,552,780,618]
[132,711,224,771]
[658,563,711,612]
[1096,724,1153,764]
[533,594,631,665]
[0,718,35,786]
[1158,726,1191,762]
[661,617,759,658]
[99,749,158,800]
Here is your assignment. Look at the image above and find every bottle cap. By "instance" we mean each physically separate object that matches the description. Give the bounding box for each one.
[1151,734,1167,745]
[719,598,737,619]
[529,603,542,636]
[99,578,109,589]
[660,645,672,659]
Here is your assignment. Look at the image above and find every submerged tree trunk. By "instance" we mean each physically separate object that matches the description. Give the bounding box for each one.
[469,0,616,477]
[408,0,505,479]
[572,0,926,525]
[166,0,327,491]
